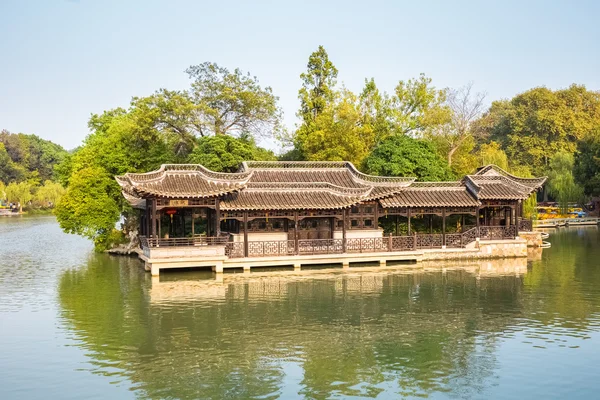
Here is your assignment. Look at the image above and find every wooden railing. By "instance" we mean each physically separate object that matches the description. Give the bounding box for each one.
[479,225,517,240]
[224,226,509,258]
[518,218,533,232]
[145,225,518,259]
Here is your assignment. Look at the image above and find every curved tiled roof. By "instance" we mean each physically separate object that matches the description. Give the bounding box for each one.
[116,164,253,198]
[475,165,547,189]
[380,184,480,208]
[117,162,546,209]
[464,174,541,200]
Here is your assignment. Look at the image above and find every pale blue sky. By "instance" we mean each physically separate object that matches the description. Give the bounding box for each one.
[1,0,599,151]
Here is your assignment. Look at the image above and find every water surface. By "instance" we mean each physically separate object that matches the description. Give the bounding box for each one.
[1,216,600,399]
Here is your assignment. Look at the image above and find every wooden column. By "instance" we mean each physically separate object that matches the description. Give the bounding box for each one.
[476,207,481,229]
[145,204,150,236]
[215,199,221,237]
[429,214,433,234]
[294,211,299,255]
[243,211,248,257]
[158,210,161,238]
[342,209,347,253]
[442,208,446,246]
[151,198,157,237]
[395,215,399,236]
[330,217,335,239]
[191,209,195,236]
[374,204,379,230]
[407,208,411,236]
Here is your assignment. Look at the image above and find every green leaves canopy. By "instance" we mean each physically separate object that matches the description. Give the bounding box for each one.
[476,85,600,175]
[574,127,600,197]
[362,135,453,181]
[55,167,121,245]
[188,135,276,172]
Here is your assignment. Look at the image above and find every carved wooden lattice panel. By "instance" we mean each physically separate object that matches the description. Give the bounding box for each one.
[391,236,414,251]
[445,233,462,248]
[416,234,443,249]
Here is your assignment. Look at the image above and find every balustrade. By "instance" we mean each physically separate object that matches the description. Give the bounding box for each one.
[143,225,520,259]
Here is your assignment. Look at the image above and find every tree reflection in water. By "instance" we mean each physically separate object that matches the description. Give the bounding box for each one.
[58,229,600,399]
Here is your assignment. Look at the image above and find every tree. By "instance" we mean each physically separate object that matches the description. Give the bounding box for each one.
[55,167,121,249]
[5,181,33,212]
[477,141,509,170]
[547,151,584,214]
[0,180,6,204]
[428,83,486,167]
[363,135,453,181]
[298,45,338,123]
[574,127,600,196]
[188,135,276,172]
[389,74,450,136]
[185,62,282,137]
[0,130,67,181]
[35,180,66,207]
[475,85,600,175]
[294,89,377,166]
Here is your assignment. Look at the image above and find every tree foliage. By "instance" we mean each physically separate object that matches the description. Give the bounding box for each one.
[475,85,600,175]
[298,45,338,124]
[188,135,276,172]
[35,180,66,207]
[0,130,67,182]
[574,127,600,196]
[5,181,33,212]
[185,62,282,137]
[362,135,453,181]
[294,89,377,166]
[55,167,121,249]
[547,151,584,214]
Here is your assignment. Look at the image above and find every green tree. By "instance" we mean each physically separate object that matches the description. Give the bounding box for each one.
[298,45,339,124]
[476,85,600,175]
[389,74,450,136]
[574,127,600,196]
[363,135,453,181]
[294,89,377,166]
[188,135,276,172]
[547,151,584,214]
[35,180,66,207]
[0,180,6,204]
[477,141,509,170]
[5,181,33,212]
[0,130,67,181]
[185,62,282,137]
[55,167,121,249]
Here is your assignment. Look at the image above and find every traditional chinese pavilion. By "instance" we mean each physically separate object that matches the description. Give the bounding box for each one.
[117,162,546,275]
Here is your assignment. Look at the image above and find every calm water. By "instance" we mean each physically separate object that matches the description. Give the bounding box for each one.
[1,217,600,399]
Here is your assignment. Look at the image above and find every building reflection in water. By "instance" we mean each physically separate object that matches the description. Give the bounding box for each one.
[149,256,529,305]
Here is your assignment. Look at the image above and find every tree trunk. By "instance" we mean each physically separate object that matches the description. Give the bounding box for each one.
[447,146,457,166]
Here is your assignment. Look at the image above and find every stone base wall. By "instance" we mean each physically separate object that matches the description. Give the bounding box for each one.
[420,239,528,261]
[519,232,543,247]
[147,245,225,259]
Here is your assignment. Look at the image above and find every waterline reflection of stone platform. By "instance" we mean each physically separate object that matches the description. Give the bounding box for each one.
[148,256,529,304]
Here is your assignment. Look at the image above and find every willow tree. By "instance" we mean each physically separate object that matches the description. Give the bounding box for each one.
[5,181,33,212]
[548,151,584,214]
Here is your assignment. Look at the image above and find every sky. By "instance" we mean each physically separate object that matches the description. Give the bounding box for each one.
[1,0,599,151]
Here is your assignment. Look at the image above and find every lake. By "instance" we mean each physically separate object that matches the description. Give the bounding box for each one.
[1,216,599,399]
